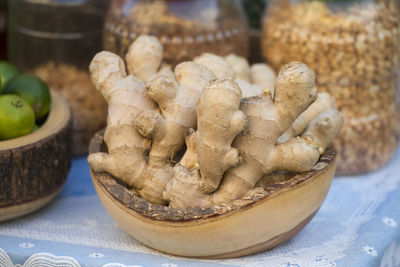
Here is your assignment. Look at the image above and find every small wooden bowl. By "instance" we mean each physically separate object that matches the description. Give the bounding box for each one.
[89,131,337,259]
[0,89,72,222]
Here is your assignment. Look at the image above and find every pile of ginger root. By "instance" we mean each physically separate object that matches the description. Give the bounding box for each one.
[88,35,343,209]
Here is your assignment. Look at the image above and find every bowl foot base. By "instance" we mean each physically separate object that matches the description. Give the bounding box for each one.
[0,186,64,222]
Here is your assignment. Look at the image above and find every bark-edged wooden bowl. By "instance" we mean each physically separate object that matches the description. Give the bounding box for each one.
[0,89,72,222]
[89,130,337,259]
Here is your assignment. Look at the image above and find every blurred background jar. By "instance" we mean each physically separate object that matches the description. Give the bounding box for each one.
[261,0,400,175]
[241,0,266,63]
[0,0,6,60]
[8,0,109,156]
[104,0,248,66]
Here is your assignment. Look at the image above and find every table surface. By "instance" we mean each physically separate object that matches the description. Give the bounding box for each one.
[1,149,400,267]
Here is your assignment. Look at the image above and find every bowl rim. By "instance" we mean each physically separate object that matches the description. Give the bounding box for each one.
[0,89,71,151]
[89,130,337,222]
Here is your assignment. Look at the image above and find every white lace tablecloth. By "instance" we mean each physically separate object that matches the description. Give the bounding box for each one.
[1,149,400,267]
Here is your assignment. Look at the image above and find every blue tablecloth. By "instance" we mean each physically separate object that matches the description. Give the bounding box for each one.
[1,149,400,267]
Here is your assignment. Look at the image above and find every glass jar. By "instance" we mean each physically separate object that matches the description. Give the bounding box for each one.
[262,0,400,175]
[0,0,6,59]
[242,0,266,63]
[8,0,109,156]
[104,0,248,66]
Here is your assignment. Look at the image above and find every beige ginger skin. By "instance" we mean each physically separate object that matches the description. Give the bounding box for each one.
[88,51,157,189]
[190,79,246,193]
[89,35,343,208]
[89,36,216,205]
[165,62,342,208]
[136,62,216,204]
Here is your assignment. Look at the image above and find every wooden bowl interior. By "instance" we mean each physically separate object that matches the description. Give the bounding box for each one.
[89,130,336,221]
[0,89,71,151]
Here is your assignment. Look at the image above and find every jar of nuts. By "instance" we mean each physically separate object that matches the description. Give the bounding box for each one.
[8,0,109,156]
[104,0,248,66]
[262,0,400,175]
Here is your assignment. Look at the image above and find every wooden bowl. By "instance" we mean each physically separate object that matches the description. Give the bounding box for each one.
[89,130,337,259]
[0,89,72,222]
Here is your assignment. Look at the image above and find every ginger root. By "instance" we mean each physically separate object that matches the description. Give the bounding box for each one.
[88,35,343,209]
[187,79,246,193]
[125,35,164,82]
[165,62,343,208]
[88,37,215,205]
[194,52,276,99]
[137,62,216,203]
[87,51,157,189]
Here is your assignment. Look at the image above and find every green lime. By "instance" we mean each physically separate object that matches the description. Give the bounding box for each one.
[3,74,51,120]
[0,61,19,92]
[0,94,35,140]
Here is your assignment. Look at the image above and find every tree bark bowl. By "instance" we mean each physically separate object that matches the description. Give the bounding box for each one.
[0,89,72,222]
[89,129,337,259]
